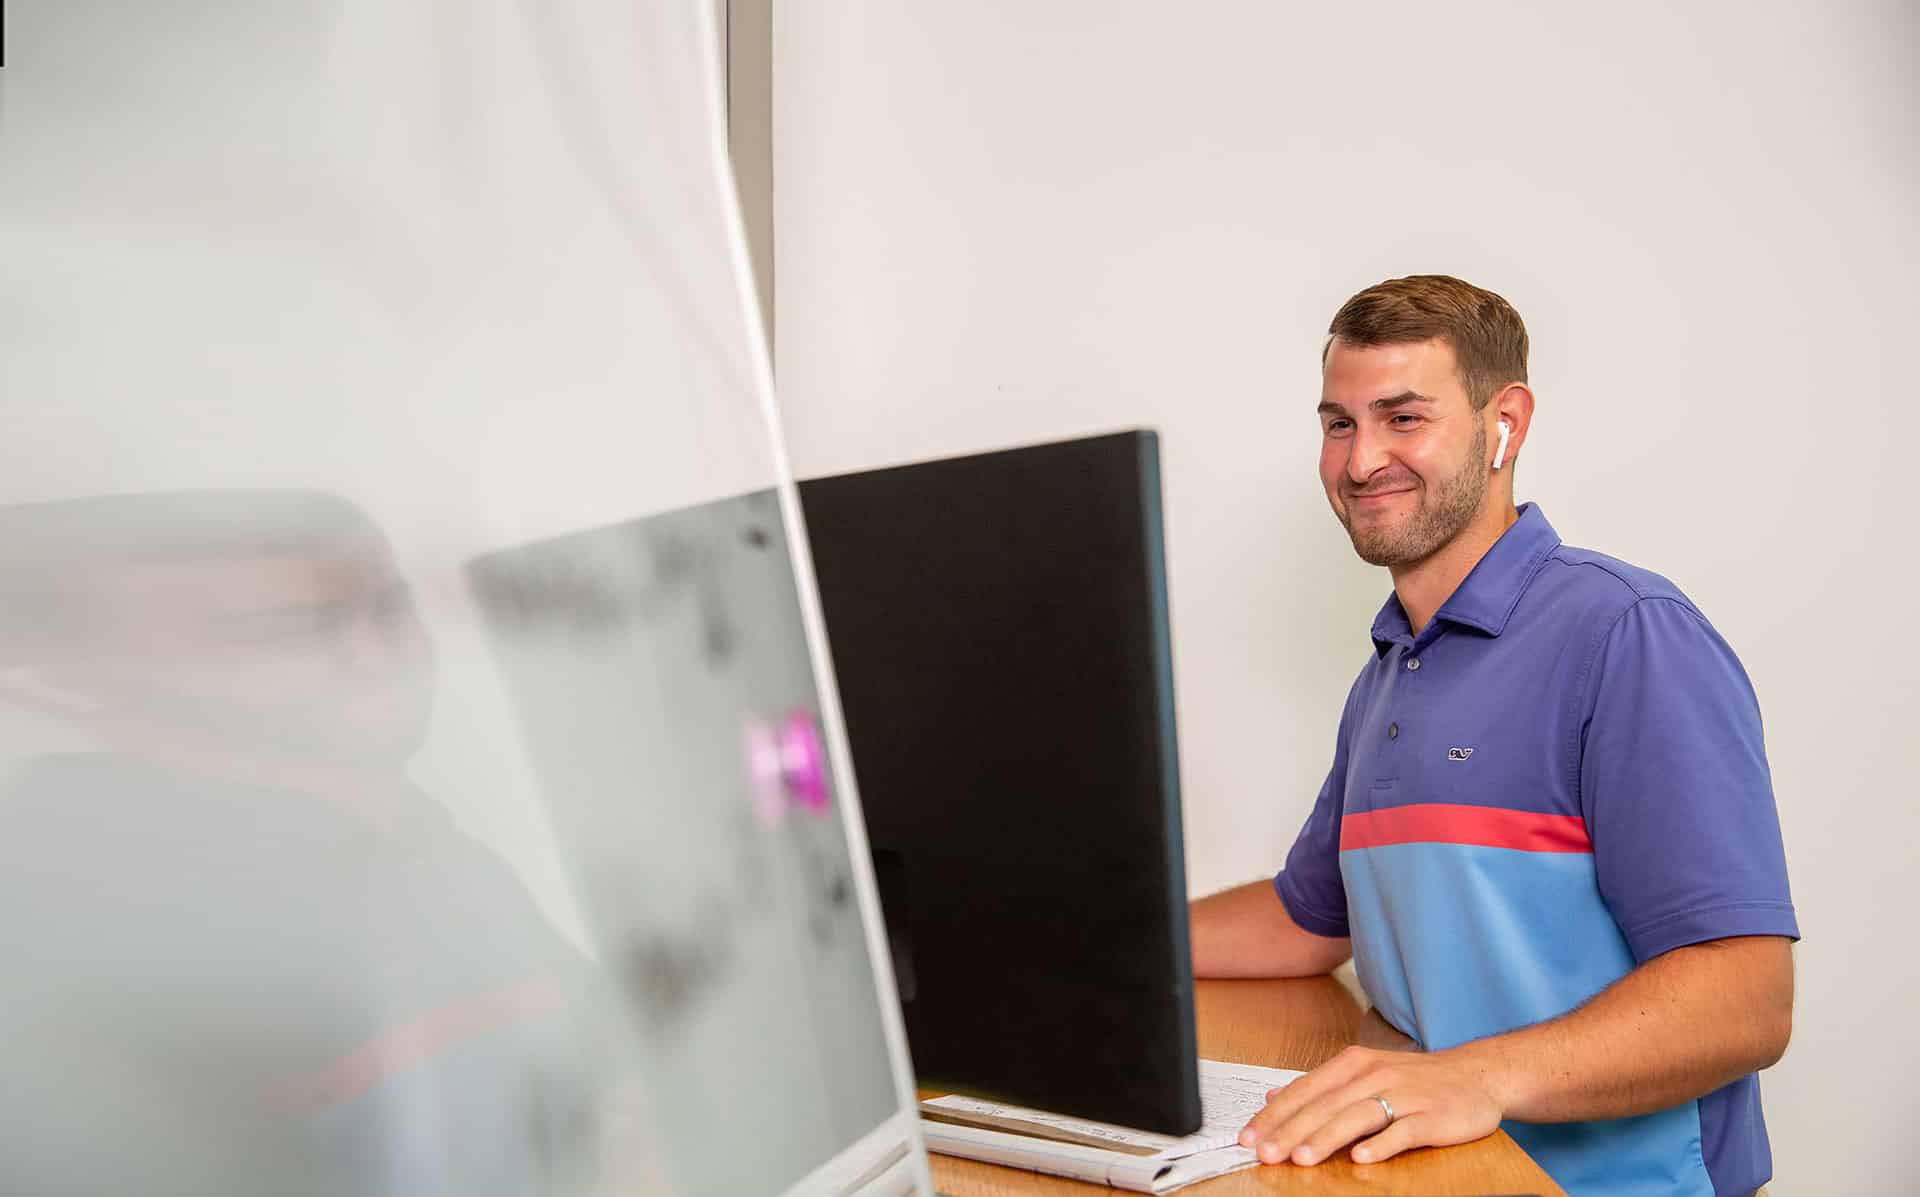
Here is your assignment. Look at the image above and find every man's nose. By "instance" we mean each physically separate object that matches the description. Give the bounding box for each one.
[1346,423,1391,483]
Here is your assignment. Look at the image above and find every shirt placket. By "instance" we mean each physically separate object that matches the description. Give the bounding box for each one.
[1384,628,1445,801]
[1371,640,1411,806]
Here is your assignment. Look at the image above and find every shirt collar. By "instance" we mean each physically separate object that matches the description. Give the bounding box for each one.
[1369,503,1562,655]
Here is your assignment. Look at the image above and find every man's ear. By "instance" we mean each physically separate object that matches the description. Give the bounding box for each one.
[0,665,106,716]
[1490,383,1537,469]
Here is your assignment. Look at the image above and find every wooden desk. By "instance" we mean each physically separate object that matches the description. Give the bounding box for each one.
[924,977,1566,1196]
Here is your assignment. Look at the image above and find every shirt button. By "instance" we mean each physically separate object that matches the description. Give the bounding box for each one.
[1406,657,1421,672]
[1388,722,1399,739]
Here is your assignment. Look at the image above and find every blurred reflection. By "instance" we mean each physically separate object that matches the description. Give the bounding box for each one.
[0,491,631,1196]
[0,486,904,1196]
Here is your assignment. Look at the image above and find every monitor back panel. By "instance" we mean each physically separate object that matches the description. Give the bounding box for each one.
[799,430,1201,1135]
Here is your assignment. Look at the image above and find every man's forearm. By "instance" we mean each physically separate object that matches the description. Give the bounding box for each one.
[1442,935,1794,1123]
[1235,935,1795,1167]
[1190,879,1350,978]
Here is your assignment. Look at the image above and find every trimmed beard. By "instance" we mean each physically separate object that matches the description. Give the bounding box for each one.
[1342,418,1488,568]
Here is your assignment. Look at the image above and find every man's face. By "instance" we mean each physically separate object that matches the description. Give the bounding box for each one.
[1318,337,1490,568]
[83,543,435,767]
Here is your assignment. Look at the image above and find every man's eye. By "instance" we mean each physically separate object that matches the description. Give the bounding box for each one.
[1325,420,1353,435]
[1390,413,1422,427]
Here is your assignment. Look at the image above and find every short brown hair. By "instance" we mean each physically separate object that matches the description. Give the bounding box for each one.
[1326,275,1528,409]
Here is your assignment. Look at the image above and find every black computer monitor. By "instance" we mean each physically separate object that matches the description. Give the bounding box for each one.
[799,430,1201,1136]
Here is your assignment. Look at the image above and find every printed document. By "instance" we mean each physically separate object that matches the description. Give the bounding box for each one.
[920,1057,1305,1193]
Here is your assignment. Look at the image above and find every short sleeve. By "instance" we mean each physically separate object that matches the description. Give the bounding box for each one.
[1272,688,1358,939]
[1580,597,1799,962]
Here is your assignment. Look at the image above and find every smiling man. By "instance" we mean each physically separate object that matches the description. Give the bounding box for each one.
[1189,275,1797,1197]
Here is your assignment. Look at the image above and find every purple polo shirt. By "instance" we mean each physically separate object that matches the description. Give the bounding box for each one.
[1273,504,1797,1197]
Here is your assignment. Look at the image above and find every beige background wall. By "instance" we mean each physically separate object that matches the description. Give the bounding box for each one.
[768,3,1918,1191]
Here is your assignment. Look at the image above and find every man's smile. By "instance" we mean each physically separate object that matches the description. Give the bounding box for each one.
[1347,488,1416,509]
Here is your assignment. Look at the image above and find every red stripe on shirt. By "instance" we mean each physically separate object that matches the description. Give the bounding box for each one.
[274,976,567,1111]
[1340,803,1593,854]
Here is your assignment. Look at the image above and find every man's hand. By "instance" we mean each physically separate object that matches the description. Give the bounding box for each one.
[1237,1044,1505,1166]
[1236,936,1794,1168]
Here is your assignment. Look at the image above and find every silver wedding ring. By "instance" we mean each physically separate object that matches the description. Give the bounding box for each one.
[1370,1094,1396,1128]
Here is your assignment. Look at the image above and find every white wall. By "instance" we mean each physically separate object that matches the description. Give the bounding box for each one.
[772,2,1918,1191]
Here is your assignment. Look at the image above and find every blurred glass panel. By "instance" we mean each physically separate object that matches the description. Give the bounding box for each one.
[0,3,902,1194]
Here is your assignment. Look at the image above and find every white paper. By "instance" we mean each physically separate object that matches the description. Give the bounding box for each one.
[922,1057,1303,1161]
[921,1121,1260,1193]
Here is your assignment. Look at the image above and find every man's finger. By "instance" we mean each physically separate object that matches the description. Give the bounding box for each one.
[1239,1079,1345,1153]
[1288,1096,1403,1166]
[1349,1111,1430,1164]
[1247,1078,1387,1164]
[1239,1048,1376,1145]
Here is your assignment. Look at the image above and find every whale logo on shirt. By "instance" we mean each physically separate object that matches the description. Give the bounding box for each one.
[1447,747,1474,761]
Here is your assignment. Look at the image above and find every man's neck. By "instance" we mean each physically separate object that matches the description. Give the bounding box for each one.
[1389,502,1521,636]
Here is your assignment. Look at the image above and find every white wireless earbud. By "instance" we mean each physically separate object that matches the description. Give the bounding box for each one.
[1492,420,1511,470]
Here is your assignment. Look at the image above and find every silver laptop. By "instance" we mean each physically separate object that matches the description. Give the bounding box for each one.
[0,1,931,1193]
